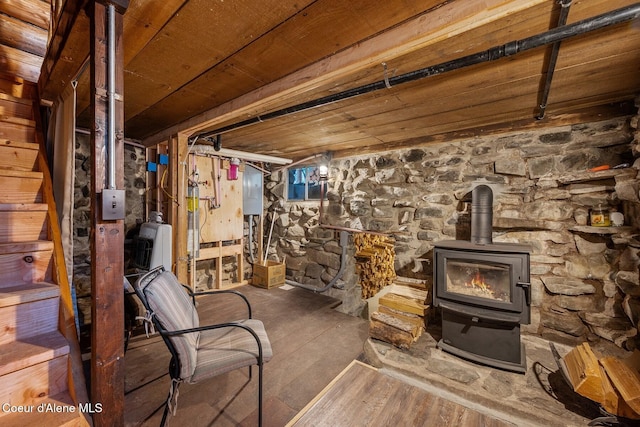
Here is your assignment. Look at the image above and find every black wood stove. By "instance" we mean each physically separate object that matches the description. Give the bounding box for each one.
[433,185,531,373]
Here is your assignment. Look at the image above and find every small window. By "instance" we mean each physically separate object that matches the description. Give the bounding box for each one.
[287,166,327,201]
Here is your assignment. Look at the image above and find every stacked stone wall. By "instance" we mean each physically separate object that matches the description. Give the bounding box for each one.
[267,111,640,350]
[72,132,146,326]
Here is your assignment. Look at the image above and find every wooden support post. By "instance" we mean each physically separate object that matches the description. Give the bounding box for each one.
[169,133,188,280]
[90,2,127,425]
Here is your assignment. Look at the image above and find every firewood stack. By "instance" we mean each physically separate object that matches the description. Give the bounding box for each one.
[561,342,640,420]
[354,232,396,298]
[369,278,429,350]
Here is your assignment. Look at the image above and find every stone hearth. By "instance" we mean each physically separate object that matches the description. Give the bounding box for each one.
[363,326,631,427]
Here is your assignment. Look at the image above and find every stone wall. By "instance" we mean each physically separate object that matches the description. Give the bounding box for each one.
[73,132,146,326]
[266,108,640,350]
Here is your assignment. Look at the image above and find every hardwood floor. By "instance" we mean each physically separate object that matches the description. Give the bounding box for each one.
[288,361,514,427]
[124,284,370,426]
[123,284,516,426]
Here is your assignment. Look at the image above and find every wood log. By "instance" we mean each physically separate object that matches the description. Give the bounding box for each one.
[379,293,428,316]
[371,311,422,341]
[354,232,396,299]
[561,342,605,405]
[388,284,428,303]
[598,362,640,419]
[378,305,426,333]
[600,352,640,416]
[371,311,415,333]
[599,362,621,416]
[369,319,414,349]
[394,276,428,288]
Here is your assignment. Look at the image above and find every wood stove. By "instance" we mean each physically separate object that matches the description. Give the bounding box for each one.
[433,185,531,373]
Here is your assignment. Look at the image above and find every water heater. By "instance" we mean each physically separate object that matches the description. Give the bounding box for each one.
[134,222,172,271]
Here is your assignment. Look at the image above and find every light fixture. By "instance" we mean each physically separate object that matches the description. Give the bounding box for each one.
[318,164,328,180]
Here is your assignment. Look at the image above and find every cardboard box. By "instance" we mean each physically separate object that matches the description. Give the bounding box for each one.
[252,261,285,288]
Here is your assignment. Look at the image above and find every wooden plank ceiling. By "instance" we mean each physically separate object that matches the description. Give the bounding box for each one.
[31,0,640,160]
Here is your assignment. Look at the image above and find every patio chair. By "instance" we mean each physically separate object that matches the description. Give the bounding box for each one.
[134,266,273,426]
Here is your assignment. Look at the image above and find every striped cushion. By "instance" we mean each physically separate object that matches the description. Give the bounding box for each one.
[143,271,200,380]
[189,319,273,383]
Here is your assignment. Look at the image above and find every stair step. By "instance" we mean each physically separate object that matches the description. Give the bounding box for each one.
[0,115,36,128]
[0,291,59,344]
[0,170,43,203]
[0,282,60,308]
[0,139,39,150]
[0,205,48,243]
[0,331,69,377]
[0,116,36,142]
[0,391,88,426]
[0,139,40,171]
[0,168,42,179]
[0,73,38,101]
[0,240,53,255]
[0,92,34,121]
[0,244,53,286]
[0,202,47,211]
[0,355,69,411]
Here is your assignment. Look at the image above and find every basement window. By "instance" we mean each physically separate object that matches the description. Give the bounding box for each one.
[287,166,327,201]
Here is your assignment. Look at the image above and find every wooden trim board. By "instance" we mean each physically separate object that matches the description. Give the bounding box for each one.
[286,359,514,426]
[285,360,371,426]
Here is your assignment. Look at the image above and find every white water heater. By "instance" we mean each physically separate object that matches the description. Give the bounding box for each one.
[134,222,172,271]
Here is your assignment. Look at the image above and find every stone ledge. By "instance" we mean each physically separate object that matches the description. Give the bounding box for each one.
[557,168,637,185]
[570,225,634,235]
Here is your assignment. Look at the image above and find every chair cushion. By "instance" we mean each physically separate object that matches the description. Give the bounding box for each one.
[143,271,200,380]
[189,319,273,384]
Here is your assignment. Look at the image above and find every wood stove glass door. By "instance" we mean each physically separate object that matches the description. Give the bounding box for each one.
[445,260,511,303]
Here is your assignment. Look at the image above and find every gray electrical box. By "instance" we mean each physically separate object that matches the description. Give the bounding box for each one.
[102,189,126,220]
[243,164,263,215]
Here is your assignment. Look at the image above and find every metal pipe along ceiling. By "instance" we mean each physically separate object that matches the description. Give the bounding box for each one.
[536,0,573,120]
[194,3,640,141]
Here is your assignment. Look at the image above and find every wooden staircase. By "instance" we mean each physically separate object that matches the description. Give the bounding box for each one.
[0,75,90,426]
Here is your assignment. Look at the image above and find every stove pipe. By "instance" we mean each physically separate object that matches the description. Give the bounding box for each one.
[471,184,493,245]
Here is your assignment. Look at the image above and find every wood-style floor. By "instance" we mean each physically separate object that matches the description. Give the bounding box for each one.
[123,284,515,426]
[124,284,369,426]
[288,360,514,427]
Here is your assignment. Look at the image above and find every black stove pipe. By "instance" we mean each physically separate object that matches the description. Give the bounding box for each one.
[193,3,640,141]
[471,185,493,245]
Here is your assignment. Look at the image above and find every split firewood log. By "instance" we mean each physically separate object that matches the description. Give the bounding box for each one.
[600,351,640,418]
[354,232,396,298]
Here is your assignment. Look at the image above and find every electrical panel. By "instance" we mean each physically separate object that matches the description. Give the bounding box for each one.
[243,164,263,215]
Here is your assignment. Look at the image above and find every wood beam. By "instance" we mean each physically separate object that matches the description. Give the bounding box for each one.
[169,133,189,283]
[97,0,130,15]
[74,0,190,127]
[89,2,126,425]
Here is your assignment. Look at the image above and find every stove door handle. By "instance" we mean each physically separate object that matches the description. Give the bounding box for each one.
[517,281,531,306]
